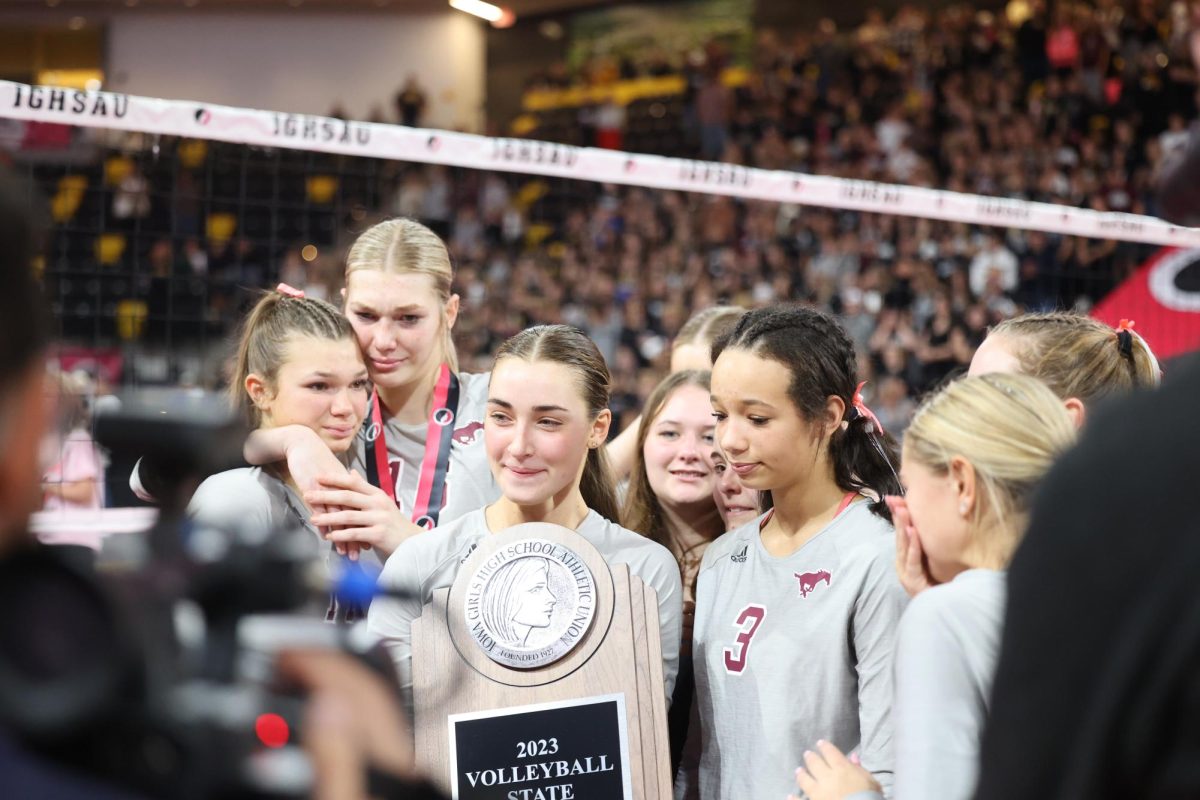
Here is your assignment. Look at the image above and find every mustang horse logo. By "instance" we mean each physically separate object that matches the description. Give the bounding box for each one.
[452,421,484,445]
[794,570,831,598]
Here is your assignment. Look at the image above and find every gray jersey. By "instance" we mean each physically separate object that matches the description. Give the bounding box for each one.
[187,467,382,618]
[683,501,907,800]
[367,507,683,714]
[887,568,1005,800]
[349,371,499,525]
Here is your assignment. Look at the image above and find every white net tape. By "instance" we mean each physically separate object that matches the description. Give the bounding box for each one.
[4,80,1198,247]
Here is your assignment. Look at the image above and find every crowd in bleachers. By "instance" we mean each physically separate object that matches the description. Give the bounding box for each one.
[15,0,1196,435]
[460,0,1195,431]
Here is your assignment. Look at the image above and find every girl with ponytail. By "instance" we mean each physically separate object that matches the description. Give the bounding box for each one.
[187,287,376,620]
[888,312,1163,627]
[793,373,1077,800]
[368,325,682,713]
[969,312,1161,426]
[240,218,500,563]
[680,305,908,800]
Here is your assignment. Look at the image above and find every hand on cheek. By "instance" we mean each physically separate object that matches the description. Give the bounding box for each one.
[887,495,938,598]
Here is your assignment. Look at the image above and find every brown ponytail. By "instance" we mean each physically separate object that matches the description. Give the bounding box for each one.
[581,445,621,526]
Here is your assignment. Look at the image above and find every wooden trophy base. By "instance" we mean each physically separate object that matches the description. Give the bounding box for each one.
[412,523,671,800]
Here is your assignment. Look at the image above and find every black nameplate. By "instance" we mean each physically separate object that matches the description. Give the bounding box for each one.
[448,694,631,800]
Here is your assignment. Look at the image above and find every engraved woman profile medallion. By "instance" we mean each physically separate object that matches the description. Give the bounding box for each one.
[461,538,597,669]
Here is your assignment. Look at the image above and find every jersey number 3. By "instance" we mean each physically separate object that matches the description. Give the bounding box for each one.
[723,604,766,674]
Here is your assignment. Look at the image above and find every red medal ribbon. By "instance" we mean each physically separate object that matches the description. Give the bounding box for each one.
[365,363,459,528]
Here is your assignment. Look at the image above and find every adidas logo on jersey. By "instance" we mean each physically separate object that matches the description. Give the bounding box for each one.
[730,545,748,563]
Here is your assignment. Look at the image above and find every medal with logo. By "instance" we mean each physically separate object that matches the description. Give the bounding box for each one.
[461,537,598,669]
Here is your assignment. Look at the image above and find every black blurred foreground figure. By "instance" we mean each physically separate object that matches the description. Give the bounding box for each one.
[0,142,139,800]
[0,168,445,799]
[975,354,1200,800]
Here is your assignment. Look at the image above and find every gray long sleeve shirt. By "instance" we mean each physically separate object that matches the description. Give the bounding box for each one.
[849,568,1006,800]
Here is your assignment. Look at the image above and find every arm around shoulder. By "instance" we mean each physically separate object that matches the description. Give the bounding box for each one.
[243,424,321,465]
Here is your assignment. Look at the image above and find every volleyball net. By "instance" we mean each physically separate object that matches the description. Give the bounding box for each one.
[3,79,1197,419]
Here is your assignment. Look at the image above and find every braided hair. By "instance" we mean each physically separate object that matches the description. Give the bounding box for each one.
[989,313,1161,403]
[712,305,900,520]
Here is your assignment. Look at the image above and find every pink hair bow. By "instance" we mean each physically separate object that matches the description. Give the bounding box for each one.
[276,283,305,298]
[853,380,885,435]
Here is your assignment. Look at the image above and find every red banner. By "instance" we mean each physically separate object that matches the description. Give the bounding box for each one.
[1092,248,1200,360]
[52,346,124,384]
